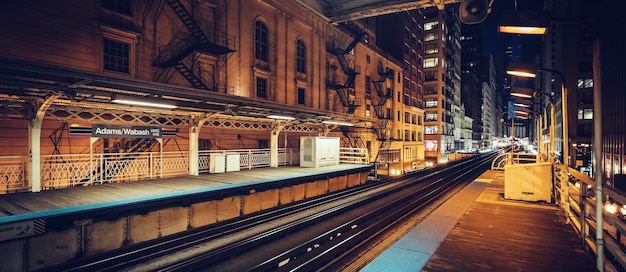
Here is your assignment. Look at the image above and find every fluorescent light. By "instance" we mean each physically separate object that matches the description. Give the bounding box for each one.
[499,26,547,35]
[506,70,536,78]
[112,95,177,109]
[267,115,295,120]
[322,120,353,126]
[514,103,531,108]
[510,93,533,99]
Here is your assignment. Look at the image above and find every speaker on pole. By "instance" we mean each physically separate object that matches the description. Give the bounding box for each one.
[459,0,491,24]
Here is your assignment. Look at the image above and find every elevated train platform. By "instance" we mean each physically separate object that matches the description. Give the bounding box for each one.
[363,170,597,272]
[0,164,371,271]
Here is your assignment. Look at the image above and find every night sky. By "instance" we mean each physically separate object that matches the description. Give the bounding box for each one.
[482,0,545,77]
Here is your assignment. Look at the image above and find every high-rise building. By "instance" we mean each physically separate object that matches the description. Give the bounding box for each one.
[376,10,426,171]
[422,4,464,163]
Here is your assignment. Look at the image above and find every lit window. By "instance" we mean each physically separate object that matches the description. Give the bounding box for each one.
[255,21,268,61]
[425,44,438,54]
[103,38,130,73]
[425,112,438,121]
[296,39,306,73]
[424,57,438,68]
[424,21,439,31]
[584,79,593,88]
[425,99,438,108]
[425,125,438,135]
[577,108,593,120]
[425,33,437,41]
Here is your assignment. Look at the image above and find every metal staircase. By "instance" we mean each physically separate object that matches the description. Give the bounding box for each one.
[340,126,366,149]
[79,138,160,185]
[327,32,366,114]
[153,0,234,90]
[371,68,394,163]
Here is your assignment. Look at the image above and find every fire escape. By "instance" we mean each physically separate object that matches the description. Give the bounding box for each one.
[327,32,366,149]
[327,32,365,114]
[371,68,394,161]
[153,0,234,90]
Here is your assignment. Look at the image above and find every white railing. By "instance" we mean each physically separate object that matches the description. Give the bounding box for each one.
[490,152,539,170]
[1,147,372,193]
[40,151,190,188]
[198,148,300,173]
[0,155,27,194]
[378,149,401,163]
[340,147,369,164]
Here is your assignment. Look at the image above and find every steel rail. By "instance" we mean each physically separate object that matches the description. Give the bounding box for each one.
[157,152,498,271]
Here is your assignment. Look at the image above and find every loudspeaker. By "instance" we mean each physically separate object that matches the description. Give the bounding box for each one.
[459,0,490,24]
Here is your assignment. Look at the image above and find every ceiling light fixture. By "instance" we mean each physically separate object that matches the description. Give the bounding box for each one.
[112,95,177,109]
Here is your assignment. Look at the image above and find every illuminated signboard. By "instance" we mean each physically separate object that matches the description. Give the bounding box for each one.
[425,140,438,151]
[92,124,161,138]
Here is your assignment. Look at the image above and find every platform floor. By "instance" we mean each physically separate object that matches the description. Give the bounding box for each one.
[0,164,369,224]
[363,170,597,272]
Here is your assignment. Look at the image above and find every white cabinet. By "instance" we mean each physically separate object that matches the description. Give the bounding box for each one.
[504,162,553,202]
[300,137,340,168]
[225,153,240,172]
[209,153,226,173]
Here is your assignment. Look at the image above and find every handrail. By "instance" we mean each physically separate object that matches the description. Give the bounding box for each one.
[556,165,626,271]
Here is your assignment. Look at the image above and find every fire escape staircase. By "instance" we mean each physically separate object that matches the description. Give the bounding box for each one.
[339,126,366,149]
[153,0,234,90]
[79,138,160,185]
[371,68,394,162]
[327,32,366,114]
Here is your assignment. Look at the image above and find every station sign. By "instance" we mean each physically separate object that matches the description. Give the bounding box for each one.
[92,124,161,138]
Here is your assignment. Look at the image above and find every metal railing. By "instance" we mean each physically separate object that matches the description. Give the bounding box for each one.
[0,147,370,193]
[559,166,626,271]
[339,147,369,164]
[0,155,27,194]
[490,152,540,170]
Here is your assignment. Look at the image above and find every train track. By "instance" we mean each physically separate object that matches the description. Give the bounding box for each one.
[39,151,499,272]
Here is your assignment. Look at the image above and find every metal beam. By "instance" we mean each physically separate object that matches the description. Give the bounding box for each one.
[294,0,457,23]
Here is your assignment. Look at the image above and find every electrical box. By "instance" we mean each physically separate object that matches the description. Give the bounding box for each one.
[209,153,226,173]
[504,162,553,202]
[225,153,241,172]
[300,136,340,168]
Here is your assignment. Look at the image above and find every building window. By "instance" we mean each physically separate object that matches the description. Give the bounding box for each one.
[103,38,130,73]
[425,125,438,135]
[405,112,410,123]
[365,76,371,99]
[424,21,439,31]
[425,44,438,54]
[405,130,410,141]
[102,0,131,16]
[297,87,305,105]
[577,108,593,120]
[424,57,438,68]
[256,77,268,98]
[425,99,438,108]
[255,21,268,61]
[425,112,437,121]
[296,39,306,73]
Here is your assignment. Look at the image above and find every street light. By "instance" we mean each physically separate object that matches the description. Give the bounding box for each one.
[500,13,604,272]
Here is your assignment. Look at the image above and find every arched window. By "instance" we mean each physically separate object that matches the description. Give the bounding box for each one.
[296,39,306,73]
[255,21,268,61]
